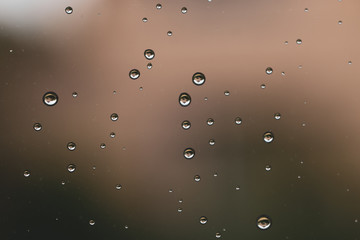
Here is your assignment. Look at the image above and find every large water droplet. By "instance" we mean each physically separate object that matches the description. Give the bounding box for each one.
[296,39,302,44]
[177,207,183,213]
[194,175,201,182]
[263,132,274,143]
[235,117,242,125]
[192,72,205,86]
[265,67,273,75]
[224,90,230,96]
[43,92,58,106]
[115,184,122,190]
[67,142,76,151]
[167,31,173,36]
[65,6,73,14]
[216,232,222,238]
[110,113,118,121]
[265,165,271,171]
[33,123,42,131]
[24,170,30,177]
[100,143,106,149]
[144,49,155,60]
[181,7,187,14]
[200,216,208,224]
[89,220,95,226]
[129,69,140,80]
[179,93,191,107]
[110,132,116,138]
[257,216,271,230]
[260,84,266,89]
[209,139,215,146]
[182,120,191,130]
[67,164,76,173]
[142,17,148,23]
[274,112,281,120]
[156,3,162,9]
[184,148,195,159]
[207,118,214,126]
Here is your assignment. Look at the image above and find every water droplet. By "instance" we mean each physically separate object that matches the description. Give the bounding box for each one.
[209,139,215,146]
[43,92,58,106]
[147,62,152,69]
[204,97,208,101]
[304,8,309,12]
[181,7,187,14]
[213,172,218,177]
[178,208,183,213]
[156,3,162,9]
[281,72,285,76]
[265,67,273,75]
[110,132,115,138]
[67,142,76,151]
[348,61,352,65]
[194,175,201,182]
[72,92,78,98]
[124,225,129,229]
[144,49,155,60]
[113,91,117,94]
[169,189,173,193]
[142,17,148,22]
[207,118,214,126]
[179,93,191,107]
[260,84,266,89]
[65,6,73,14]
[179,198,183,203]
[110,113,118,121]
[224,90,230,96]
[89,220,95,226]
[24,170,30,177]
[129,69,140,80]
[338,20,342,24]
[33,123,42,131]
[265,165,271,171]
[100,143,106,149]
[257,216,271,230]
[61,181,65,185]
[296,39,302,44]
[182,120,191,130]
[235,186,240,191]
[274,113,281,120]
[263,132,274,143]
[355,219,358,223]
[284,41,288,45]
[298,65,303,69]
[200,216,208,225]
[235,117,242,125]
[115,184,122,190]
[67,164,76,173]
[216,232,222,238]
[184,148,195,159]
[192,72,206,86]
[167,31,173,36]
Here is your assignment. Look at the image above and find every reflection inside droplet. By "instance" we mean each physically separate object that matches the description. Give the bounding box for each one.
[179,93,191,107]
[129,69,140,80]
[184,148,195,159]
[200,216,208,224]
[263,132,274,143]
[43,92,58,106]
[257,216,271,230]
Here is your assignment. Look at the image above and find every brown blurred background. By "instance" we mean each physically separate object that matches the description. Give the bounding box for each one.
[1,0,360,239]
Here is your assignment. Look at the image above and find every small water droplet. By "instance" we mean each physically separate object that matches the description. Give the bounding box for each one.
[265,67,273,75]
[281,72,285,76]
[156,3,162,9]
[129,69,140,80]
[61,181,66,185]
[284,41,288,45]
[179,198,183,203]
[224,90,230,96]
[115,184,122,190]
[355,219,358,223]
[184,148,195,159]
[194,175,201,182]
[43,92,58,106]
[207,118,214,126]
[67,164,76,173]
[100,143,106,149]
[142,17,148,22]
[213,172,218,177]
[204,97,208,101]
[65,6,73,14]
[265,165,271,171]
[260,84,266,89]
[338,20,342,24]
[33,123,42,131]
[147,62,152,69]
[304,8,309,12]
[182,120,191,130]
[257,216,271,230]
[178,207,183,213]
[110,113,118,121]
[348,61,352,65]
[72,92,78,98]
[169,189,173,193]
[89,220,95,226]
[263,132,274,143]
[179,93,191,107]
[235,117,242,125]
[181,7,187,14]
[216,232,222,238]
[192,72,206,86]
[24,170,30,177]
[298,65,303,69]
[209,139,215,146]
[124,225,129,229]
[110,132,115,138]
[296,39,302,44]
[67,142,76,151]
[167,31,173,36]
[235,186,240,191]
[144,49,155,60]
[274,113,281,120]
[200,216,208,224]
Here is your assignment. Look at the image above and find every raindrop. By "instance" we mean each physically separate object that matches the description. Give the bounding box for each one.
[216,232,222,238]
[139,87,143,91]
[179,199,183,203]
[33,123,42,131]
[284,41,288,45]
[115,184,122,190]
[304,8,309,12]
[265,165,271,171]
[200,216,208,225]
[192,72,206,86]
[156,3,162,9]
[110,113,118,121]
[274,113,281,120]
[235,186,240,191]
[184,148,195,159]
[142,17,148,23]
[263,132,274,143]
[235,117,242,125]
[194,175,201,182]
[24,170,30,177]
[207,118,214,126]
[209,139,215,146]
[129,69,140,80]
[257,216,271,230]
[169,189,173,193]
[167,31,172,36]
[89,220,95,226]
[124,225,129,229]
[338,20,342,25]
[61,181,65,185]
[177,208,183,213]
[110,132,115,138]
[144,49,155,60]
[100,143,106,149]
[224,90,230,96]
[65,6,73,14]
[181,7,187,14]
[296,39,302,44]
[348,61,352,65]
[260,84,266,89]
[265,67,273,75]
[281,72,285,76]
[147,62,152,69]
[213,172,218,177]
[43,92,58,106]
[67,142,76,151]
[182,120,191,130]
[179,93,191,107]
[67,164,76,173]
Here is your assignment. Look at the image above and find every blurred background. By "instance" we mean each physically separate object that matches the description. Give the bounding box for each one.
[1,0,360,239]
